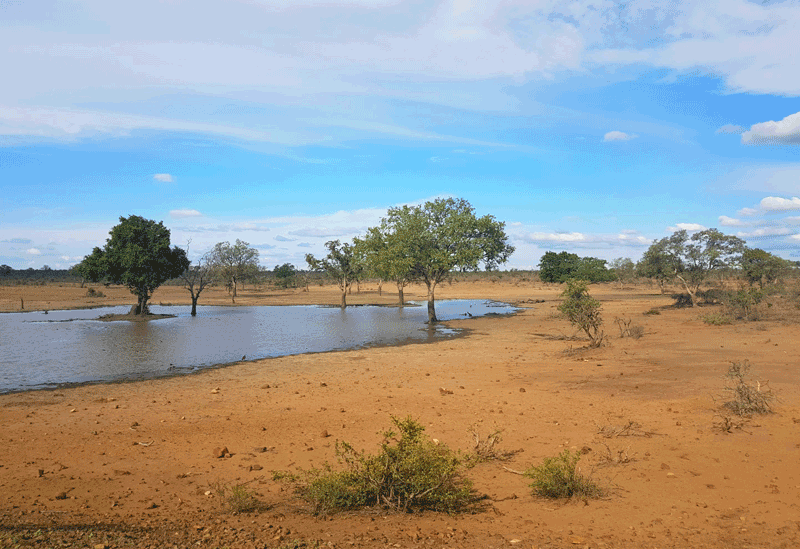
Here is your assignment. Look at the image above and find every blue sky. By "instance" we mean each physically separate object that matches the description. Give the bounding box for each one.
[1,0,799,270]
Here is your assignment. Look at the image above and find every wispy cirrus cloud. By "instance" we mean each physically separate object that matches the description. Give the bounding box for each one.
[170,209,202,219]
[603,131,637,142]
[154,173,174,183]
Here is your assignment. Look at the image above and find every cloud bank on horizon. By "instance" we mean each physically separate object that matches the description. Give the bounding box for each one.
[1,0,800,269]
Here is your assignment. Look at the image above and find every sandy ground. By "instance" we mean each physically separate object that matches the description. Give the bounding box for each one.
[1,280,799,548]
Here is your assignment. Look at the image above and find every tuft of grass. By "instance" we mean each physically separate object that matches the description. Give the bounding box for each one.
[524,449,602,499]
[722,360,775,417]
[276,416,477,515]
[701,311,731,325]
[211,481,263,514]
[86,287,105,298]
[643,308,661,315]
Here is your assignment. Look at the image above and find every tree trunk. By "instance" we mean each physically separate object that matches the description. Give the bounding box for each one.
[378,280,383,296]
[426,283,437,323]
[341,286,347,309]
[191,295,198,316]
[397,282,405,307]
[675,274,697,307]
[129,293,150,315]
[231,277,237,303]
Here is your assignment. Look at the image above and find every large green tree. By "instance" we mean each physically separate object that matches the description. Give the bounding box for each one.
[76,215,189,315]
[305,240,361,309]
[377,197,514,323]
[207,240,259,303]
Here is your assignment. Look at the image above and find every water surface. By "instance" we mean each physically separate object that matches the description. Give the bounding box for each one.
[0,300,517,393]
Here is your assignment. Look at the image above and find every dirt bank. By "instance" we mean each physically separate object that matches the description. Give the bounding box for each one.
[1,280,799,548]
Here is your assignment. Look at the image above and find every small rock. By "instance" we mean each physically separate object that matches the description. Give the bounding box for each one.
[320,430,330,438]
[320,382,327,387]
[509,540,522,545]
[667,472,676,478]
[94,543,108,549]
[439,387,453,395]
[55,491,68,500]
[130,421,139,428]
[211,388,220,394]
[261,384,271,389]
[212,446,229,458]
[519,388,526,393]
[248,464,263,471]
[146,502,158,509]
[660,463,670,470]
[253,447,268,453]
[38,469,45,478]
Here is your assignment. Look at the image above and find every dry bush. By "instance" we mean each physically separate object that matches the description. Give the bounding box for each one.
[614,317,644,339]
[643,308,661,315]
[468,427,517,464]
[596,443,636,466]
[594,420,659,438]
[721,360,775,417]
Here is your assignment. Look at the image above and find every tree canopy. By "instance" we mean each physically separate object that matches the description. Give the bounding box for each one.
[377,197,514,322]
[539,251,616,283]
[75,215,189,315]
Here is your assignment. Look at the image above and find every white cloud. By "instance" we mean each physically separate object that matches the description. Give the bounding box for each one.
[736,227,793,238]
[738,207,759,217]
[667,223,706,232]
[716,124,743,135]
[154,173,174,182]
[603,131,637,142]
[170,209,202,219]
[274,235,295,242]
[719,215,747,227]
[27,248,41,255]
[760,196,800,212]
[742,112,800,145]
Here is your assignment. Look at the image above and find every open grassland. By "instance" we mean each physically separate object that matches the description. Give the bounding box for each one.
[1,279,799,548]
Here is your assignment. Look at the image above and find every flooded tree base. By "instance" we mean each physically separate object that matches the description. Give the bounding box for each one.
[96,312,176,322]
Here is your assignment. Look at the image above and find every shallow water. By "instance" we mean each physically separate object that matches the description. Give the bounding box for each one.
[0,300,517,393]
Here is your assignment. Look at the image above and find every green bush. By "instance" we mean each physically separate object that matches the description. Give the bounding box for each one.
[724,287,764,320]
[558,279,604,347]
[278,416,476,515]
[524,449,601,499]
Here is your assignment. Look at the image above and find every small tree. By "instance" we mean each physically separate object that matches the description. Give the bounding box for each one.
[207,240,259,303]
[306,240,361,309]
[558,279,604,347]
[181,249,214,316]
[610,257,636,284]
[377,198,514,323]
[357,227,414,306]
[75,215,189,315]
[273,263,297,289]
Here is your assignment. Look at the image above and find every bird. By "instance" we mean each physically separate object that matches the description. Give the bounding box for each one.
[242,355,246,361]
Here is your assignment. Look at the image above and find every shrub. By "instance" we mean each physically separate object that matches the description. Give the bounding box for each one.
[278,416,476,515]
[524,449,601,499]
[86,287,105,298]
[724,287,764,321]
[558,279,604,347]
[722,360,775,417]
[643,308,661,315]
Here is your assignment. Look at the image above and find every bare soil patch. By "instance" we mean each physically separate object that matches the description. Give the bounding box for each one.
[1,280,799,548]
